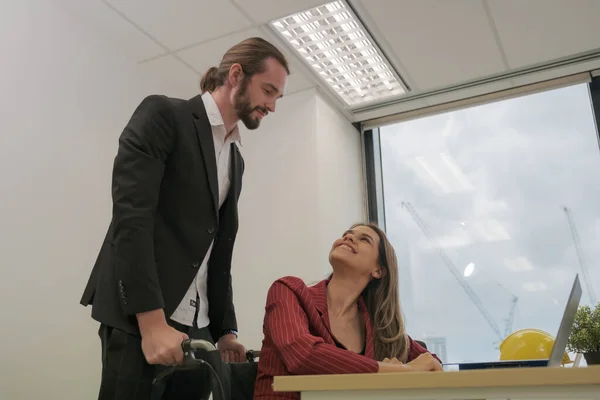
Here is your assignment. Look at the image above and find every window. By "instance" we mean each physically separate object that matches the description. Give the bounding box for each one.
[366,79,600,365]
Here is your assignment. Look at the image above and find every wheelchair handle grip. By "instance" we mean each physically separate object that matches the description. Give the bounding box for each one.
[181,338,261,364]
[246,349,260,360]
[182,338,217,353]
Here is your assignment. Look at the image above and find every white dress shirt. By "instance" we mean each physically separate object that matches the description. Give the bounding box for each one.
[170,92,241,329]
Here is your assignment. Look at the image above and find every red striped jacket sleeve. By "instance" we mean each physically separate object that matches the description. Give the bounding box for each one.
[264,280,379,375]
[406,335,443,364]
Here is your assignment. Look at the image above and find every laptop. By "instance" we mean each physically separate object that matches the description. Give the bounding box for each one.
[453,274,582,371]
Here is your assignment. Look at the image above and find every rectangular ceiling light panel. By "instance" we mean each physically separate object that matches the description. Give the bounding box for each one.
[270,1,407,108]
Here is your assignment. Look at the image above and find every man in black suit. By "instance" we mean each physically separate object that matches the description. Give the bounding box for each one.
[80,37,289,399]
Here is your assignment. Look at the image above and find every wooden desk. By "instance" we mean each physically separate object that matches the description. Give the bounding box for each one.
[273,365,600,400]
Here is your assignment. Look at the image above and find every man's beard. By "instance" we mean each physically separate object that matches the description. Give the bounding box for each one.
[234,80,268,130]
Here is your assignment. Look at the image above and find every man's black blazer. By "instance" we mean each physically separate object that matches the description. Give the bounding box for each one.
[80,93,244,341]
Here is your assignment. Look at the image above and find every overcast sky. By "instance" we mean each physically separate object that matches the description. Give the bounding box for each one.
[379,82,600,364]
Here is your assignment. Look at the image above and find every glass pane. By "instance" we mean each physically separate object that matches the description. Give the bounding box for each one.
[379,83,600,365]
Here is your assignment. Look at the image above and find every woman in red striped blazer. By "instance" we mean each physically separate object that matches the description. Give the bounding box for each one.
[253,223,443,400]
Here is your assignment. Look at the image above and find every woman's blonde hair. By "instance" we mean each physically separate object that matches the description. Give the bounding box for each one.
[353,223,408,361]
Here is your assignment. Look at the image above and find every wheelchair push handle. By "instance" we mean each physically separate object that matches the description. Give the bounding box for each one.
[182,338,217,353]
[181,339,260,364]
[181,339,217,366]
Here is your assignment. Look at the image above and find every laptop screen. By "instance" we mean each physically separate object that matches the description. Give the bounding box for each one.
[547,274,582,367]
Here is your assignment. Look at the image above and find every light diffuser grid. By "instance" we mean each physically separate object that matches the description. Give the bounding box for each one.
[270,0,407,107]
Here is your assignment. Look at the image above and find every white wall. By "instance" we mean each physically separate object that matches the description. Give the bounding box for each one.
[232,90,365,349]
[314,94,366,263]
[0,2,364,398]
[0,1,197,399]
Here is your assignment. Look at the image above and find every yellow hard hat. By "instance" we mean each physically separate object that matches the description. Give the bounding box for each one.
[499,328,572,365]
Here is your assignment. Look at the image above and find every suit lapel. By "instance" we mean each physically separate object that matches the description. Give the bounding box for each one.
[219,144,242,224]
[229,143,243,202]
[190,96,219,215]
[311,281,335,339]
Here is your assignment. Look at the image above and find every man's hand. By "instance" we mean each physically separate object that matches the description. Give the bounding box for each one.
[217,334,246,363]
[406,353,443,372]
[137,309,189,366]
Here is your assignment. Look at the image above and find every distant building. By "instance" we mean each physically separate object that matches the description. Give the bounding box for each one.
[423,336,448,363]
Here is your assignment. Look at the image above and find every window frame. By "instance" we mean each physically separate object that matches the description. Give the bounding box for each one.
[363,75,600,231]
[362,127,386,229]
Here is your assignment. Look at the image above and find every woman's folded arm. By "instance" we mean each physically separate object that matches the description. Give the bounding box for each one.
[264,281,379,375]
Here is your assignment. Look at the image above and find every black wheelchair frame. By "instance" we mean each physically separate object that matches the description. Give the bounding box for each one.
[151,339,261,400]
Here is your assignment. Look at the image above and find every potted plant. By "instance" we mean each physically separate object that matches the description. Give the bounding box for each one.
[567,303,600,365]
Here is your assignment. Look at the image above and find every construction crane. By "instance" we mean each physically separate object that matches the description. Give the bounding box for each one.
[495,282,519,338]
[504,295,518,338]
[492,294,519,350]
[401,201,505,342]
[563,206,597,305]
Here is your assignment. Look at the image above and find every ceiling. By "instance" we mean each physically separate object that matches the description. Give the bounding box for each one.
[56,0,600,122]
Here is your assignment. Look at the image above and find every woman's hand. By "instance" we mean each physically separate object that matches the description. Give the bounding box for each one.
[377,353,442,373]
[381,357,403,364]
[406,353,443,372]
[377,357,408,373]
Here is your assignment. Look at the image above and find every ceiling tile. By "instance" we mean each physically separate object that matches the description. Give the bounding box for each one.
[105,0,253,50]
[487,0,600,69]
[231,0,327,24]
[53,0,164,61]
[358,0,507,91]
[178,28,264,76]
[283,68,314,95]
[177,28,314,96]
[137,56,201,99]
